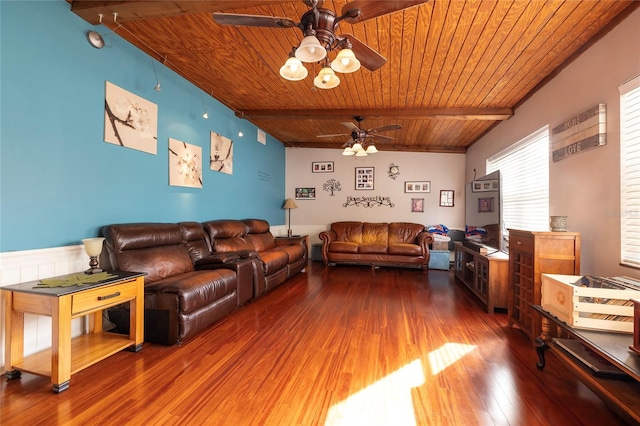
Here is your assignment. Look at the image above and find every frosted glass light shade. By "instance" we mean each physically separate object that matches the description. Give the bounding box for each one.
[351,142,364,152]
[331,48,361,73]
[365,144,378,154]
[313,67,340,89]
[82,237,105,257]
[355,150,368,157]
[279,57,308,81]
[342,147,355,156]
[295,35,326,63]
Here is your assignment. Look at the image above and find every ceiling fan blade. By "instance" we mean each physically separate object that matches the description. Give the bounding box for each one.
[341,34,386,71]
[368,124,402,133]
[317,133,350,138]
[342,139,355,147]
[341,122,360,131]
[370,134,395,143]
[341,0,430,24]
[212,13,299,28]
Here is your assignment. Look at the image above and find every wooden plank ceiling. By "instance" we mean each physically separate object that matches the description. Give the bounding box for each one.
[70,0,638,153]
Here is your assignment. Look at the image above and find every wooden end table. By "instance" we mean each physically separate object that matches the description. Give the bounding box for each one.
[3,270,144,393]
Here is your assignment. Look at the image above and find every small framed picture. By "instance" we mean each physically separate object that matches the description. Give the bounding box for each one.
[478,197,494,213]
[472,179,499,192]
[404,181,431,193]
[295,187,316,200]
[312,161,334,173]
[411,198,424,213]
[355,167,374,190]
[440,190,454,207]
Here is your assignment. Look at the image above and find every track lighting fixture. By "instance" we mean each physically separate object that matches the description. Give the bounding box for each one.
[200,93,208,119]
[152,60,161,92]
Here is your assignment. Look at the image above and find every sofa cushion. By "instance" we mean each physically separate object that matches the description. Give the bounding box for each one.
[331,222,364,244]
[388,243,423,256]
[329,241,359,254]
[102,223,195,284]
[203,220,255,252]
[179,221,211,262]
[388,222,425,244]
[362,222,389,244]
[246,232,276,252]
[146,269,236,314]
[277,244,306,263]
[258,249,289,275]
[243,218,271,234]
[359,243,388,254]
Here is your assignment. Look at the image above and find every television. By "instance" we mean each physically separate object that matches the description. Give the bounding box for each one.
[464,170,504,253]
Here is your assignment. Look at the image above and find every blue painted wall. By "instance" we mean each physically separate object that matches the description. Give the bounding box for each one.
[0,1,286,252]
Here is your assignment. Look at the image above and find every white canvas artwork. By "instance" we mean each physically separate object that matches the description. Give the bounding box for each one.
[104,81,158,155]
[210,131,233,175]
[169,138,202,188]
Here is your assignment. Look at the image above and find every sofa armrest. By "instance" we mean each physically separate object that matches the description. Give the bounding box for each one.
[194,252,242,268]
[319,230,337,265]
[416,231,434,253]
[274,236,305,246]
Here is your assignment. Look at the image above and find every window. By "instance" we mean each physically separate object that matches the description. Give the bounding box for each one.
[620,75,640,268]
[487,126,550,233]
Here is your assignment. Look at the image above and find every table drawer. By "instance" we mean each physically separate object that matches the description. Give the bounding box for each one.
[510,234,533,253]
[72,280,137,314]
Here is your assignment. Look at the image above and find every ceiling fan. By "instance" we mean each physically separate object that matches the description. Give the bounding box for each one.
[213,0,428,87]
[318,116,401,156]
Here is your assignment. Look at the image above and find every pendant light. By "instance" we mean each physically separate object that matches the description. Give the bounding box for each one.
[314,63,340,89]
[279,51,308,81]
[295,28,326,63]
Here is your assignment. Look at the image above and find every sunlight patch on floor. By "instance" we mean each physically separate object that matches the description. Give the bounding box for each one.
[428,342,477,375]
[325,359,425,426]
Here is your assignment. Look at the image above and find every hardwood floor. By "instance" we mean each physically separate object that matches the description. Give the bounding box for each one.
[1,262,629,425]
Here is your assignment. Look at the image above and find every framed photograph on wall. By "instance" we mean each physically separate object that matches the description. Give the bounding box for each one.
[355,167,374,190]
[411,198,424,213]
[404,181,431,193]
[478,197,494,213]
[295,187,316,200]
[440,190,454,207]
[312,161,334,173]
[472,179,499,192]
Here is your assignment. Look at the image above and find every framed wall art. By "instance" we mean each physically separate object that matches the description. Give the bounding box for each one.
[312,161,334,173]
[355,167,374,190]
[411,198,424,213]
[440,190,454,207]
[295,187,316,200]
[478,197,494,213]
[472,179,499,192]
[404,181,431,193]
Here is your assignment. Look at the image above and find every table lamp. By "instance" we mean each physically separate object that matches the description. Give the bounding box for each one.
[282,198,298,237]
[82,237,105,274]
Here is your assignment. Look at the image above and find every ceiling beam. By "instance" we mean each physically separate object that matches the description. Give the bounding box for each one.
[284,142,467,153]
[236,108,513,121]
[69,1,292,24]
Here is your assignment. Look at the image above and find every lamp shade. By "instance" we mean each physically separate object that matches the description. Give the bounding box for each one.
[351,142,364,152]
[355,150,368,157]
[283,198,298,209]
[365,144,378,154]
[82,237,105,257]
[342,146,355,156]
[314,67,340,89]
[295,35,326,63]
[331,48,361,73]
[279,57,308,81]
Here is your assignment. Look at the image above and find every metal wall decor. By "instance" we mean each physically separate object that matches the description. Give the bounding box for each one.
[343,196,394,208]
[323,179,342,196]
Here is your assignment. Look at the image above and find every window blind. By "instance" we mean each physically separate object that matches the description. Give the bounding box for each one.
[620,75,640,268]
[487,126,550,233]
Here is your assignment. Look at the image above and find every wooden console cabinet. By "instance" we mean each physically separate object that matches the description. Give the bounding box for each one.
[508,229,580,345]
[3,271,144,393]
[453,242,509,314]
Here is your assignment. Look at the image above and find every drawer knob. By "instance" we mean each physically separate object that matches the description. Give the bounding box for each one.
[516,240,523,245]
[98,291,121,301]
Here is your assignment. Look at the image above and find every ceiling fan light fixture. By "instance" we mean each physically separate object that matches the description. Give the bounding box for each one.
[314,67,340,89]
[365,144,378,154]
[280,56,308,81]
[342,147,355,156]
[295,35,326,63]
[355,150,368,157]
[351,142,364,152]
[331,48,361,73]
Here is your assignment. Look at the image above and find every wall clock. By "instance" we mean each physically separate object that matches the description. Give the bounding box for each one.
[389,164,400,180]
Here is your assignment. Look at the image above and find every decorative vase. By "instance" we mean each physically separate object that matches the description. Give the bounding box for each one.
[550,216,568,232]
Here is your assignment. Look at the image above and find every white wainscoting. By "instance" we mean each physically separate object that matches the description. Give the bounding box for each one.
[0,245,86,373]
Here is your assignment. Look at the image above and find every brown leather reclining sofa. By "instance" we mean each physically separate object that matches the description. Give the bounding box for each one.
[101,219,306,345]
[319,221,433,269]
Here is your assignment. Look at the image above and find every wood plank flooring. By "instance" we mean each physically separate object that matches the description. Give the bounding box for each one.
[1,262,629,425]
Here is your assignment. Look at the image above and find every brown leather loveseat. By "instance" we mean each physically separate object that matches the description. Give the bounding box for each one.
[102,223,240,345]
[202,219,307,295]
[319,221,433,269]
